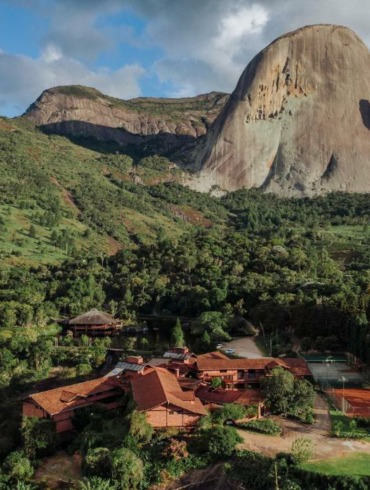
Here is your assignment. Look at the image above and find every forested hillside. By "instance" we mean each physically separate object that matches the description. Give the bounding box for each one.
[0,116,226,264]
[1,105,370,487]
[1,112,370,364]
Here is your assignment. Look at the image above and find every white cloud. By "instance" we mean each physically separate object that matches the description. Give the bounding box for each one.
[141,0,370,97]
[3,0,370,115]
[0,49,145,116]
[41,44,63,63]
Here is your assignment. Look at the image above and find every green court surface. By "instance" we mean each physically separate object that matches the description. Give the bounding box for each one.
[302,354,347,363]
[307,361,365,389]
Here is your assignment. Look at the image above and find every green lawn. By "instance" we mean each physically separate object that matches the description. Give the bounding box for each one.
[301,453,370,476]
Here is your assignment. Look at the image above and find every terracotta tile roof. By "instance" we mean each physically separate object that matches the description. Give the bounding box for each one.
[195,357,310,376]
[195,386,265,406]
[131,367,207,416]
[195,386,241,405]
[196,357,273,371]
[266,358,310,376]
[167,361,195,376]
[178,378,203,391]
[234,389,265,405]
[197,351,230,361]
[28,377,122,416]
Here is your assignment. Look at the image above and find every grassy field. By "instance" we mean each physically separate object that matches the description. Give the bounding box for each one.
[301,452,370,476]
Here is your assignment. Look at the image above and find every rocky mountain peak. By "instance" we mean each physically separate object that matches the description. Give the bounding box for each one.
[191,24,370,196]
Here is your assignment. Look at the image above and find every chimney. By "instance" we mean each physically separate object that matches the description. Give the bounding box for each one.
[172,347,189,354]
[126,356,144,365]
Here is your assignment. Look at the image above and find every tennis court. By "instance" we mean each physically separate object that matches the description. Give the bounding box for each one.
[305,355,370,415]
[308,361,365,389]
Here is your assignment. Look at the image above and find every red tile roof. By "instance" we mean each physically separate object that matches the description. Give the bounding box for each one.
[195,386,265,406]
[195,386,241,405]
[270,358,310,377]
[131,368,207,416]
[28,377,122,416]
[234,389,265,405]
[177,378,203,391]
[196,357,310,376]
[197,351,230,360]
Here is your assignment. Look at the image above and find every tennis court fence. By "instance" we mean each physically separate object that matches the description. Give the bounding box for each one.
[318,378,370,417]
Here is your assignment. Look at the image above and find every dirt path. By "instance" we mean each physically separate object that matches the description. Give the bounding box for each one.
[34,451,82,488]
[50,176,80,214]
[237,395,370,460]
[222,336,264,358]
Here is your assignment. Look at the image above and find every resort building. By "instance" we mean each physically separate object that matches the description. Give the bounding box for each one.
[22,377,124,433]
[194,356,310,389]
[131,367,207,428]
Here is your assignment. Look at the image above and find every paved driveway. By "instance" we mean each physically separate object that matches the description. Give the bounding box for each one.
[221,336,264,358]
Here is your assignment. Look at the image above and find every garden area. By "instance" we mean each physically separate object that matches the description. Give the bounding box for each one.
[330,409,370,440]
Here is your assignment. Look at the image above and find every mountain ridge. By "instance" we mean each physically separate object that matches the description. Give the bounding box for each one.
[24,86,229,156]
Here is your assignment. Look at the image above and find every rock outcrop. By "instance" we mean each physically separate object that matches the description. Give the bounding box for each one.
[24,86,228,155]
[192,24,370,195]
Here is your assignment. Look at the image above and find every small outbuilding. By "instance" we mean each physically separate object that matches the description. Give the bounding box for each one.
[60,308,121,337]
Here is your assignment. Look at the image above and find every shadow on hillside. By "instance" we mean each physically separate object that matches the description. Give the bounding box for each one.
[39,120,197,160]
[359,99,370,130]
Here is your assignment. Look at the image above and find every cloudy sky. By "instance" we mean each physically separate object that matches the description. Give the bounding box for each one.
[1,0,370,117]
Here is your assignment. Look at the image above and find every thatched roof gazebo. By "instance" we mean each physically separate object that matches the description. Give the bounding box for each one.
[61,308,121,336]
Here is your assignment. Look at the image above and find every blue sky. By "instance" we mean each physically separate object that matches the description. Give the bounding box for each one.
[1,0,370,117]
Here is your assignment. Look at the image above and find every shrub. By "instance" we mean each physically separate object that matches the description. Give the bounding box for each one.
[237,418,282,435]
[84,447,112,477]
[111,448,143,490]
[203,426,242,459]
[291,437,314,463]
[212,403,247,425]
[77,363,92,376]
[2,451,33,481]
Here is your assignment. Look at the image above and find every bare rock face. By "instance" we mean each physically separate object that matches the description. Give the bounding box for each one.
[192,25,370,195]
[24,86,228,155]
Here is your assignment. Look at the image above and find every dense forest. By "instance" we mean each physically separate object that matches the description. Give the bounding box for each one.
[2,188,370,392]
[1,115,370,488]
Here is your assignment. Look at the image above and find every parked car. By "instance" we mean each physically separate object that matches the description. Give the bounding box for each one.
[225,348,236,354]
[216,344,224,349]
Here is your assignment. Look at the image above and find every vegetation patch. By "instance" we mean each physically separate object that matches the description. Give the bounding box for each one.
[236,418,282,435]
[301,452,370,477]
[330,410,370,439]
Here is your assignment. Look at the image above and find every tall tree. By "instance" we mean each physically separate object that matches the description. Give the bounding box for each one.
[261,367,315,421]
[171,318,185,347]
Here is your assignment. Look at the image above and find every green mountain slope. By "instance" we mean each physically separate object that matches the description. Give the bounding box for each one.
[0,116,227,265]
